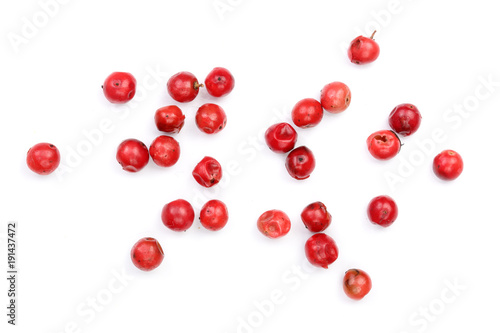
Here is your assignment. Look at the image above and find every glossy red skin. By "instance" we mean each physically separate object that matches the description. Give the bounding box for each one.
[301,202,332,232]
[285,146,316,180]
[305,233,339,269]
[102,72,136,104]
[161,199,195,232]
[320,82,351,114]
[195,103,227,134]
[265,123,298,153]
[433,150,464,181]
[388,104,422,137]
[167,71,202,103]
[367,195,398,227]
[348,33,380,65]
[366,130,401,160]
[343,269,372,300]
[204,67,235,97]
[291,98,324,128]
[116,139,149,172]
[257,209,291,239]
[192,156,222,187]
[200,200,229,231]
[130,237,164,271]
[154,105,185,134]
[149,135,180,167]
[26,142,60,175]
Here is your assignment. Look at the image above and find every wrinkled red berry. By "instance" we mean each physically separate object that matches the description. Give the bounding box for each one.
[367,195,398,227]
[161,199,195,232]
[167,71,202,103]
[388,103,422,137]
[285,146,316,180]
[192,156,222,187]
[200,200,229,231]
[366,130,401,160]
[291,98,324,128]
[204,67,235,97]
[130,237,164,271]
[116,139,149,172]
[343,269,372,300]
[149,135,180,167]
[102,72,136,104]
[265,123,298,153]
[195,103,227,134]
[257,209,291,239]
[433,150,464,181]
[26,142,60,175]
[347,31,380,65]
[301,202,332,232]
[154,105,185,134]
[305,233,339,269]
[320,82,351,114]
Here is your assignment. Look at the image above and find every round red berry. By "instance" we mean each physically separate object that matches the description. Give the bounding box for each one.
[161,199,195,232]
[320,82,351,114]
[343,269,372,300]
[149,135,180,167]
[257,209,291,239]
[285,146,316,180]
[367,195,398,227]
[204,67,235,97]
[26,142,60,175]
[291,98,324,128]
[388,103,422,137]
[167,71,202,103]
[301,202,332,232]
[200,200,229,231]
[433,150,464,181]
[102,72,136,104]
[195,103,227,134]
[192,156,222,188]
[264,123,298,153]
[366,130,401,160]
[304,233,339,269]
[130,237,164,271]
[116,139,149,172]
[154,105,185,134]
[347,31,380,65]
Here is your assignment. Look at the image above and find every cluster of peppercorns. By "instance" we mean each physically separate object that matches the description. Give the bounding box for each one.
[24,31,465,302]
[25,67,235,272]
[106,68,236,272]
[253,31,464,300]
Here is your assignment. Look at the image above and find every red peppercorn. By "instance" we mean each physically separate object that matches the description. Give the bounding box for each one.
[195,103,227,134]
[102,72,136,104]
[200,200,229,231]
[192,156,223,188]
[304,233,339,269]
[285,146,316,180]
[26,142,61,175]
[204,67,235,97]
[130,237,164,271]
[149,135,180,167]
[257,209,291,239]
[433,150,464,181]
[167,71,202,103]
[301,202,332,232]
[265,123,298,153]
[367,195,398,227]
[343,269,372,300]
[154,105,185,134]
[161,199,195,232]
[116,139,149,172]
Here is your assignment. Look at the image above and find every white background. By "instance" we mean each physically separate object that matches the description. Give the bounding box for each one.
[1,0,500,332]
